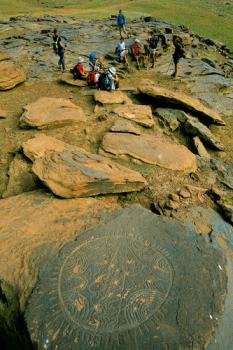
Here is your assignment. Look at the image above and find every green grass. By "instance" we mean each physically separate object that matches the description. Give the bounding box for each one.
[1,0,233,49]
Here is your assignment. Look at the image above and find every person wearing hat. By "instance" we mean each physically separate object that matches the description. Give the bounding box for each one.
[131,39,145,69]
[116,37,129,65]
[107,66,119,90]
[70,57,87,80]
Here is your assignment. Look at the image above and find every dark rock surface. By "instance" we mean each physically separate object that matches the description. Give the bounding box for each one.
[25,205,227,350]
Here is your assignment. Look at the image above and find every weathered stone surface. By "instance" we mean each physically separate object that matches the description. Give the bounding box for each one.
[19,97,86,129]
[155,108,182,131]
[218,196,233,225]
[110,119,141,135]
[0,190,118,308]
[0,52,11,61]
[25,205,227,350]
[193,136,210,158]
[0,61,26,90]
[139,85,225,125]
[0,108,7,118]
[22,134,147,198]
[184,115,224,150]
[210,159,233,190]
[101,132,196,172]
[94,90,132,105]
[113,104,154,127]
[2,154,37,198]
[60,72,87,87]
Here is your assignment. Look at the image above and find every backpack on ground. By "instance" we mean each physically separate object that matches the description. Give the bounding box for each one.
[87,71,97,86]
[98,73,111,91]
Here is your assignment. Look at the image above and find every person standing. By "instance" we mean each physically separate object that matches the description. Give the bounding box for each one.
[171,35,186,77]
[52,28,66,72]
[117,10,127,38]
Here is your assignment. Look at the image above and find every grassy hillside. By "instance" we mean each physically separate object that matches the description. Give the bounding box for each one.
[1,0,233,50]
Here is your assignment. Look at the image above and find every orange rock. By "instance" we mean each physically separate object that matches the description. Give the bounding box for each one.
[0,61,26,90]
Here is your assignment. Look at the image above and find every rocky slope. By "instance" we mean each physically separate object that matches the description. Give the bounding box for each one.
[0,14,233,350]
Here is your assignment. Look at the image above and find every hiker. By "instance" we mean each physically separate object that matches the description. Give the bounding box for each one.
[70,57,87,80]
[87,53,104,87]
[171,35,186,78]
[131,39,146,69]
[116,37,129,65]
[117,9,127,38]
[52,28,66,72]
[98,67,119,91]
[147,30,161,68]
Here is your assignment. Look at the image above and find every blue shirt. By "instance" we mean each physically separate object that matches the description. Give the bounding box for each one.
[117,14,125,26]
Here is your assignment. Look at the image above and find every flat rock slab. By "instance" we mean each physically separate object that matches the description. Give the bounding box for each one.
[0,190,118,308]
[94,90,132,105]
[60,72,87,87]
[184,115,224,150]
[139,85,225,125]
[0,61,26,90]
[113,104,155,128]
[22,134,147,198]
[25,205,227,350]
[110,119,141,135]
[101,132,196,172]
[19,97,86,129]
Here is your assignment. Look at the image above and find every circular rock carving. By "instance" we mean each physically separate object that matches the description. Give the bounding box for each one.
[58,236,173,334]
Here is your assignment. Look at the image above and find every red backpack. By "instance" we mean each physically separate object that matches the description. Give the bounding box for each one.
[87,71,97,86]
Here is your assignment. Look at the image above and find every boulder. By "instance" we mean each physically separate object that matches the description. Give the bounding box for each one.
[60,72,87,87]
[155,108,182,131]
[94,90,132,104]
[19,97,86,129]
[113,104,154,127]
[139,85,225,125]
[0,190,118,308]
[110,119,141,135]
[22,134,147,198]
[2,154,37,198]
[101,132,196,172]
[0,61,26,90]
[25,205,227,350]
[184,115,224,150]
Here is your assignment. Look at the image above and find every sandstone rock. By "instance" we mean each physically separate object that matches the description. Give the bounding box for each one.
[25,205,227,350]
[22,134,147,198]
[179,189,191,198]
[155,108,181,131]
[94,90,132,105]
[110,119,141,135]
[0,61,26,90]
[0,190,118,308]
[184,115,224,150]
[169,193,180,203]
[193,136,210,158]
[101,132,196,172]
[113,104,154,127]
[0,53,11,61]
[2,154,37,198]
[0,109,7,119]
[19,97,86,129]
[139,85,225,125]
[60,72,87,87]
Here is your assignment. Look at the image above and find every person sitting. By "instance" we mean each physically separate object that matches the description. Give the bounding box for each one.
[171,35,186,78]
[131,39,146,69]
[70,57,87,80]
[98,67,119,91]
[116,37,129,65]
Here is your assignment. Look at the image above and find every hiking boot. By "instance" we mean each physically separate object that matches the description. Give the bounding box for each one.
[171,72,176,78]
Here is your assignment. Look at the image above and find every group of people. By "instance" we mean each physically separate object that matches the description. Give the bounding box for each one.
[52,10,186,91]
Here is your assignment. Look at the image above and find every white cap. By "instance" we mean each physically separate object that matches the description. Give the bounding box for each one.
[77,56,84,63]
[135,39,140,43]
[108,67,116,75]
